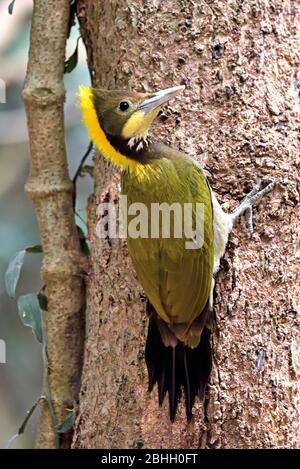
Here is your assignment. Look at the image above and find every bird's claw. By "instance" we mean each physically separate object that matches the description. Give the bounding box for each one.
[231,177,286,236]
[245,207,254,238]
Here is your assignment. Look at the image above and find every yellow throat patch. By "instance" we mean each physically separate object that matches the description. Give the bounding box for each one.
[78,86,154,180]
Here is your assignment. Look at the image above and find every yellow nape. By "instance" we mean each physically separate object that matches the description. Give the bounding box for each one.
[78,86,151,180]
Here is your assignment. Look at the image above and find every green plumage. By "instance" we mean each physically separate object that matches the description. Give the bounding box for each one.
[83,84,217,420]
[122,143,214,348]
[82,84,274,420]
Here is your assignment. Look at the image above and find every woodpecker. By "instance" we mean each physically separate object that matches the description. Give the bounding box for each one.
[79,85,280,421]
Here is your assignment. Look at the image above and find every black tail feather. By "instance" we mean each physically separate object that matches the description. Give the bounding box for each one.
[145,316,212,422]
[183,349,192,421]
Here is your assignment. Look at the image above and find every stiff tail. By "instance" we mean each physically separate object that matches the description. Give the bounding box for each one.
[145,316,212,421]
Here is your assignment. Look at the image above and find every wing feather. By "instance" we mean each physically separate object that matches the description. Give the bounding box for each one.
[124,154,214,336]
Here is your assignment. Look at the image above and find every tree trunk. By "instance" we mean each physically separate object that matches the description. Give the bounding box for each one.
[73,0,300,449]
[23,0,85,448]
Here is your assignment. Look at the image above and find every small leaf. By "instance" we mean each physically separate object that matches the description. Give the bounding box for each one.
[57,411,76,433]
[5,250,26,298]
[8,0,16,15]
[4,433,19,449]
[64,41,79,74]
[4,396,44,448]
[5,245,42,298]
[26,244,43,254]
[38,292,48,311]
[18,397,42,434]
[81,239,90,257]
[80,165,94,177]
[77,225,90,256]
[76,225,85,237]
[17,294,43,343]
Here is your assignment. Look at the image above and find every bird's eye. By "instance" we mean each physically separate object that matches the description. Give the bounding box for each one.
[119,101,130,112]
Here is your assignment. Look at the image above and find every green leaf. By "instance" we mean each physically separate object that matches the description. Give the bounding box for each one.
[5,396,44,448]
[57,411,76,433]
[64,41,79,74]
[76,225,85,237]
[5,245,42,298]
[77,225,90,256]
[81,239,90,257]
[8,0,16,15]
[5,250,26,298]
[17,294,43,343]
[38,292,48,311]
[26,244,43,253]
[18,397,42,433]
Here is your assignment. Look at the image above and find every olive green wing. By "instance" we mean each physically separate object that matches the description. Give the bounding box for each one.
[127,237,174,324]
[158,160,214,325]
[127,159,214,330]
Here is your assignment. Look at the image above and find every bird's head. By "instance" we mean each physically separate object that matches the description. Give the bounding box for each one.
[78,85,184,173]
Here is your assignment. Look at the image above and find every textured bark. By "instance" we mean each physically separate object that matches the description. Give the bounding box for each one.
[23,0,85,448]
[73,0,300,448]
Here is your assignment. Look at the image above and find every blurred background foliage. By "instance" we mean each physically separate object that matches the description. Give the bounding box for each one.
[0,0,91,448]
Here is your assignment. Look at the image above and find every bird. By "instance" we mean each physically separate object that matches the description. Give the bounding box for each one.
[79,84,280,421]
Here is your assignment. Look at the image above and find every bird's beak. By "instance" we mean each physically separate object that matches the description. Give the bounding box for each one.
[138,85,185,115]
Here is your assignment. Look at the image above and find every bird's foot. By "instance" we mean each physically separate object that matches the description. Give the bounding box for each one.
[230,177,286,237]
